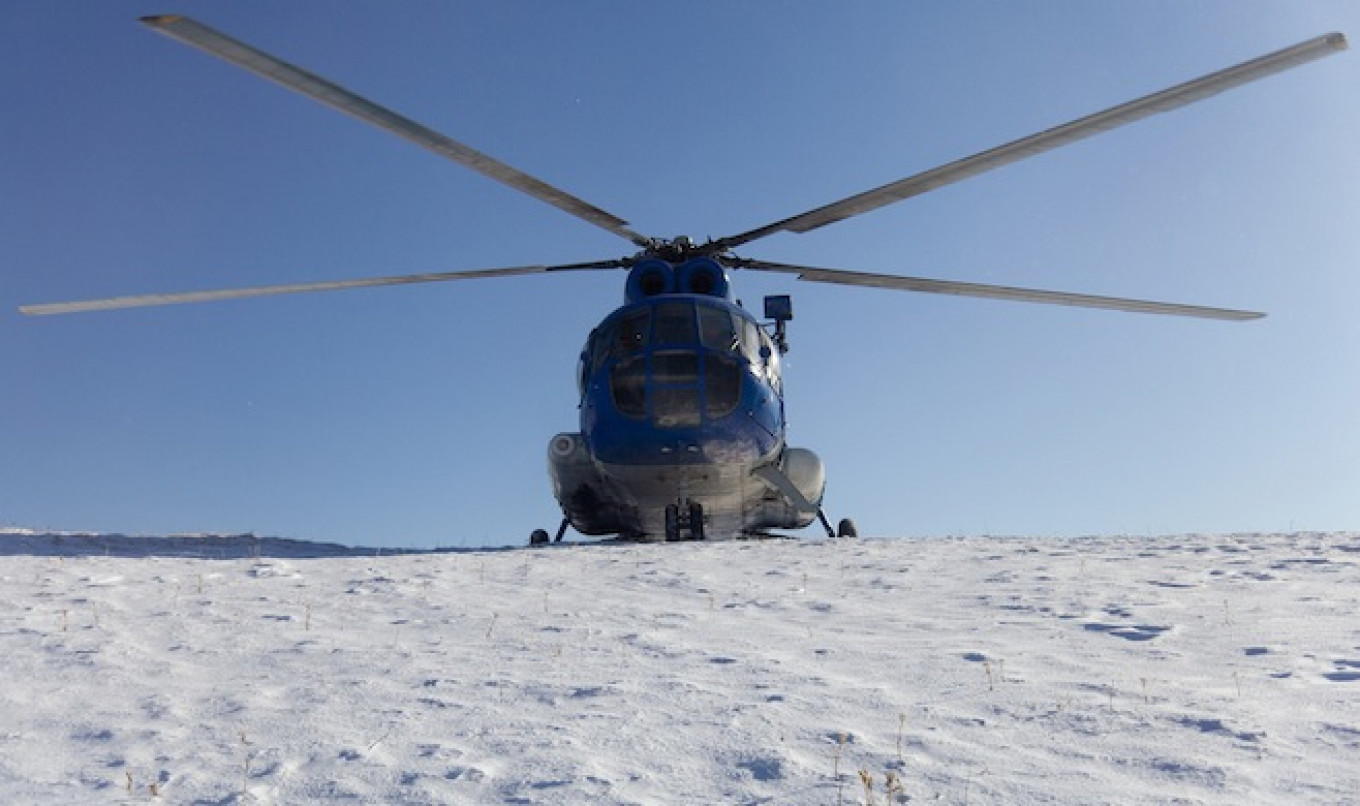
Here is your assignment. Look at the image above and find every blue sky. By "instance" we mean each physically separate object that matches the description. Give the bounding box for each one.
[4,3,1358,548]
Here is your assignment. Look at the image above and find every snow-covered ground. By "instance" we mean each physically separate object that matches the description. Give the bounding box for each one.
[1,529,1357,804]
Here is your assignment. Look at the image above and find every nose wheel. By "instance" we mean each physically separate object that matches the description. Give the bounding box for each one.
[665,500,705,541]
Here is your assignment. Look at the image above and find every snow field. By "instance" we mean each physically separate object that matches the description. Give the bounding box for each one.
[1,531,1357,804]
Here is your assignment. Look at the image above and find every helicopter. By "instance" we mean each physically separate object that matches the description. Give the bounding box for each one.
[20,17,1347,544]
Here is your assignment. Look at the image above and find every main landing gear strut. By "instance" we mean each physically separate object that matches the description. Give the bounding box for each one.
[819,509,859,538]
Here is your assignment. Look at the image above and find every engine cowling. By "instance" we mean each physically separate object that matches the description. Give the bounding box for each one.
[625,257,731,303]
[624,260,673,303]
[676,258,730,299]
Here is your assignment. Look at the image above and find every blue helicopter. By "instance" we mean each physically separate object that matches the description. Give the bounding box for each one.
[21,17,1346,543]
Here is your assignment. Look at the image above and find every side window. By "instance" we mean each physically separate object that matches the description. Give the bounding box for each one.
[587,324,614,378]
[759,328,782,395]
[741,319,763,366]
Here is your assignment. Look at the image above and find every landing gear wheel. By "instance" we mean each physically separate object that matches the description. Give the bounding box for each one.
[664,500,704,541]
[664,504,680,541]
[688,501,705,541]
[836,518,859,538]
[529,528,550,546]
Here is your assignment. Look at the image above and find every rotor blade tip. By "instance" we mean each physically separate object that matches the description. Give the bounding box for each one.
[1327,32,1349,50]
[139,14,183,26]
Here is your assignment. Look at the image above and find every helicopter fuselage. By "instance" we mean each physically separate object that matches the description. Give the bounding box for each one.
[547,259,825,539]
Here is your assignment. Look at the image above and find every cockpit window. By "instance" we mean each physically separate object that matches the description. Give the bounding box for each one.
[653,301,696,344]
[614,310,650,356]
[705,354,741,417]
[650,350,702,428]
[698,305,739,352]
[597,300,777,425]
[610,355,646,416]
[651,350,699,384]
[591,308,650,376]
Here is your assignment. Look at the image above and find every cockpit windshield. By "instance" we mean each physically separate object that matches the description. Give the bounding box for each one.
[589,308,650,377]
[698,304,739,352]
[653,301,696,344]
[586,298,780,427]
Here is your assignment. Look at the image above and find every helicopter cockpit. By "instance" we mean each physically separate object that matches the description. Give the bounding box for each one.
[583,298,781,429]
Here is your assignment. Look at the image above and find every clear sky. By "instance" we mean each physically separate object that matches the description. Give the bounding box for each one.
[4,2,1358,548]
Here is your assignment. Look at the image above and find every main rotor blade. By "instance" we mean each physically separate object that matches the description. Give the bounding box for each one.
[734,259,1264,321]
[19,260,625,316]
[139,15,653,248]
[720,32,1347,250]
